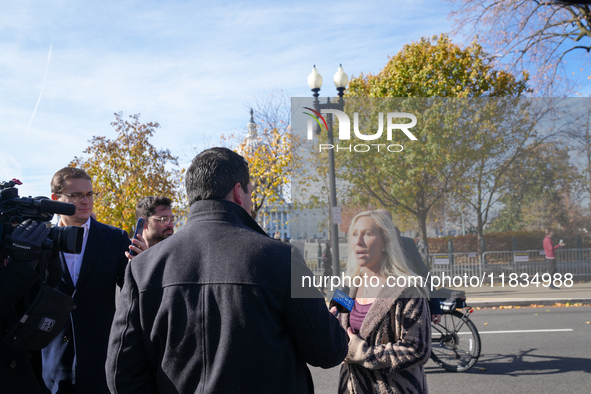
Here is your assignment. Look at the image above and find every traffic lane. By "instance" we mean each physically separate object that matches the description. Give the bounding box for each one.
[468,304,590,331]
[310,307,590,394]
[309,364,339,394]
[426,306,591,394]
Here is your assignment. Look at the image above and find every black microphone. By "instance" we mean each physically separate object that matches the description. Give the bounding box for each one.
[329,286,354,313]
[38,199,76,216]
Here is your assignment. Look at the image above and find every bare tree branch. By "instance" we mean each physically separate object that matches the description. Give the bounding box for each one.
[447,0,591,94]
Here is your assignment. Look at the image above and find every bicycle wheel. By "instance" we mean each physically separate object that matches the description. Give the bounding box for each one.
[430,310,481,372]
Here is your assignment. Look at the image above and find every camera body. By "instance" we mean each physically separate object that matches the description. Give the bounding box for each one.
[0,180,79,352]
[0,179,83,258]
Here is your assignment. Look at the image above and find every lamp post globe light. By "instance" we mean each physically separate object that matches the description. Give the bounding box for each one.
[306,65,348,277]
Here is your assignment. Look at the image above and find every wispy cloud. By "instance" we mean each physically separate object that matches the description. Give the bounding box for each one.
[0,0,455,196]
[25,40,52,136]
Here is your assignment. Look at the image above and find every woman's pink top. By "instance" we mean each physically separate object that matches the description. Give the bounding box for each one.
[350,300,373,334]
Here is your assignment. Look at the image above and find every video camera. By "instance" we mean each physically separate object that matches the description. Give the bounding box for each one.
[0,179,83,257]
[1,179,81,351]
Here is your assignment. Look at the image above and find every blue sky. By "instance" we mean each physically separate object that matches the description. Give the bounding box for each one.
[1,0,458,198]
[5,0,590,202]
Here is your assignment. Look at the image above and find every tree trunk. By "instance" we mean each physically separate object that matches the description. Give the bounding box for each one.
[477,212,485,255]
[418,211,430,270]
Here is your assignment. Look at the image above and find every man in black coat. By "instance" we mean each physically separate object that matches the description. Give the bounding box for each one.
[106,147,348,393]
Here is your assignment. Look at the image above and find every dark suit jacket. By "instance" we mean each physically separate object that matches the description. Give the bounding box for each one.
[107,199,348,394]
[400,236,442,316]
[42,217,130,394]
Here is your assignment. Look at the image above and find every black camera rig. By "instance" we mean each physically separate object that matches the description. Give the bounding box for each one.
[0,179,83,259]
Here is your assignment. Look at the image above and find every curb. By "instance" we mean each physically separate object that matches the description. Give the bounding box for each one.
[469,298,591,308]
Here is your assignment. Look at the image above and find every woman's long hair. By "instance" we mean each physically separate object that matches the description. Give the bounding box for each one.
[346,210,422,281]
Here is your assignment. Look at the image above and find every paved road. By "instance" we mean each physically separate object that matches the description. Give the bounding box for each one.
[310,306,591,393]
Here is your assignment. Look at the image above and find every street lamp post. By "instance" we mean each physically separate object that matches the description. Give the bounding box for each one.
[307,65,348,277]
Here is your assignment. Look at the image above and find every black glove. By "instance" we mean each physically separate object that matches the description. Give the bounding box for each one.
[4,220,50,267]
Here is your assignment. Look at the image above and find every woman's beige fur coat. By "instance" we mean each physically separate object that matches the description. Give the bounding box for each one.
[338,283,431,393]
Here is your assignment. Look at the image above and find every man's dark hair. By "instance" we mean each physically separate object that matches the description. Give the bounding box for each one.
[136,196,173,219]
[185,147,250,206]
[51,167,92,194]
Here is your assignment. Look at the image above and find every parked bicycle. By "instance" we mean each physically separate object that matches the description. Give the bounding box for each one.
[430,288,481,372]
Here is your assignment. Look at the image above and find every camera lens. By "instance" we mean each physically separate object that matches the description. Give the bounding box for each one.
[47,226,84,254]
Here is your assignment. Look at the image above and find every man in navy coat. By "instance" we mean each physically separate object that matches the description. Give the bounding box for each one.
[107,147,347,393]
[42,167,130,394]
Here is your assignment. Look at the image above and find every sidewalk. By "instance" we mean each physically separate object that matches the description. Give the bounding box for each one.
[319,280,591,308]
[456,280,591,308]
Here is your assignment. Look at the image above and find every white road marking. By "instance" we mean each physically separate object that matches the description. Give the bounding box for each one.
[458,329,573,335]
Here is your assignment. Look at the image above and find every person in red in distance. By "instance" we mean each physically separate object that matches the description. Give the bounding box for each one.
[543,228,565,289]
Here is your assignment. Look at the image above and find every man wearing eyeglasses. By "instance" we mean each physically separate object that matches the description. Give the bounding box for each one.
[126,196,175,258]
[42,167,130,394]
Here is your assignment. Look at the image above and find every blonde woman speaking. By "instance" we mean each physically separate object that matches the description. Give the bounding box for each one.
[336,211,431,394]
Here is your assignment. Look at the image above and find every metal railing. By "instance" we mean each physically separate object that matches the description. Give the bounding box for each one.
[429,252,483,278]
[306,257,322,275]
[428,249,591,278]
[481,249,591,277]
[304,248,591,279]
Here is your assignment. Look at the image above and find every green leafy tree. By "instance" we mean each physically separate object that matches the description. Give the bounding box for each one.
[347,34,528,98]
[568,103,591,216]
[340,34,528,256]
[451,98,555,252]
[488,143,583,232]
[71,113,185,236]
